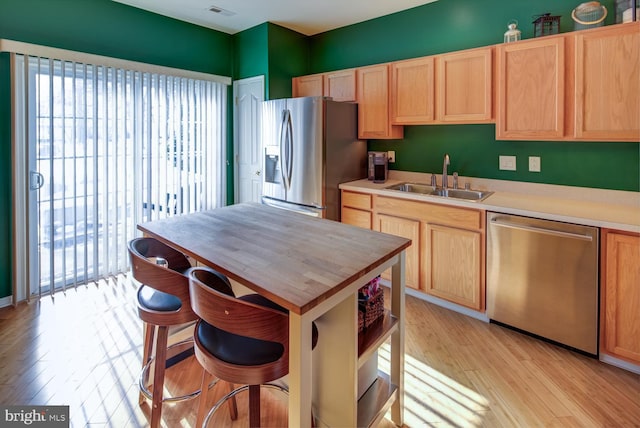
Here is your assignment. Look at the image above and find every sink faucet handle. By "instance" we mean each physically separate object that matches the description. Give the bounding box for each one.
[430,174,437,187]
[453,172,459,189]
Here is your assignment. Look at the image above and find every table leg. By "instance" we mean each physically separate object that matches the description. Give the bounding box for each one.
[289,312,313,428]
[311,293,358,427]
[390,250,406,426]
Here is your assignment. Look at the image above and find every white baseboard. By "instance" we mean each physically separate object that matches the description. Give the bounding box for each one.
[405,288,490,322]
[0,295,13,308]
[378,278,489,323]
[600,354,640,375]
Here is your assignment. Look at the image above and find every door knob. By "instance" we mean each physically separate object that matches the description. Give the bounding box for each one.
[255,170,261,176]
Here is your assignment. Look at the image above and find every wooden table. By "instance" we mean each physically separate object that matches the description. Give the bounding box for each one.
[138,202,410,427]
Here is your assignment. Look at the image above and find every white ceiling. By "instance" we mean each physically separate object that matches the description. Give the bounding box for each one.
[112,0,439,36]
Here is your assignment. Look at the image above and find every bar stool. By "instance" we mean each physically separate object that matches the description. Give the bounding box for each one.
[128,237,234,428]
[189,267,319,427]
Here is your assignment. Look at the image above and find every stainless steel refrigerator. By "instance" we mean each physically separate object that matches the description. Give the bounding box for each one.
[261,96,366,220]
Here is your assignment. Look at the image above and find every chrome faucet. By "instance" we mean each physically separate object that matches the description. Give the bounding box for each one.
[442,154,450,189]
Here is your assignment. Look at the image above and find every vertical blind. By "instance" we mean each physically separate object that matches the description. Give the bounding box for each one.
[14,53,227,297]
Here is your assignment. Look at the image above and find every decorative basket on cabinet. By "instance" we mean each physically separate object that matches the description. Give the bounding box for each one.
[358,276,384,332]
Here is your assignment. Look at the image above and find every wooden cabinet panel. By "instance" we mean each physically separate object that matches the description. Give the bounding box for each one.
[342,191,372,211]
[376,214,420,290]
[390,57,435,124]
[324,69,356,102]
[356,64,404,139]
[575,24,640,141]
[423,224,483,310]
[292,74,323,98]
[437,47,493,123]
[342,206,372,229]
[341,191,372,229]
[371,194,485,308]
[497,36,565,140]
[376,196,482,230]
[602,230,640,364]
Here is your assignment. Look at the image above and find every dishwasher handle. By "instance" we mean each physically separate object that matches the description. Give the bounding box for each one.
[490,218,594,242]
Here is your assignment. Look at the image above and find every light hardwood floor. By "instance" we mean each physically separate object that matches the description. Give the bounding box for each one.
[0,275,639,427]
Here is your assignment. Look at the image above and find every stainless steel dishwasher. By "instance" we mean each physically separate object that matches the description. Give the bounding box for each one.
[486,212,599,356]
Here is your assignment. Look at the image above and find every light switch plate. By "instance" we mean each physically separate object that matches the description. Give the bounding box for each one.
[499,155,517,171]
[529,156,541,172]
[387,151,395,163]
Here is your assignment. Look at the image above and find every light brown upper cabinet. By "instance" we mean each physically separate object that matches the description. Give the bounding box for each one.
[390,56,435,124]
[437,47,493,123]
[356,64,404,139]
[496,35,566,140]
[574,23,640,141]
[323,69,356,102]
[292,73,324,98]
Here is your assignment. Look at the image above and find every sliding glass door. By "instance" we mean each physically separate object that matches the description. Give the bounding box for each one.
[13,54,227,298]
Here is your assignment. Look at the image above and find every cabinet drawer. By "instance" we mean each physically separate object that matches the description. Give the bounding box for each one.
[342,191,372,210]
[342,207,372,229]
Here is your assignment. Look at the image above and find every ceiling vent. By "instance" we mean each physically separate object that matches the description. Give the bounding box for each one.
[208,5,235,17]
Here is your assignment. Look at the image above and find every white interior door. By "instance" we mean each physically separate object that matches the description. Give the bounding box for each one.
[233,76,264,204]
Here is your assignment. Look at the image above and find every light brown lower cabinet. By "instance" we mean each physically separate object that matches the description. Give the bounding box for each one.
[342,192,485,311]
[360,195,485,311]
[602,229,640,364]
[341,191,372,229]
[423,223,483,310]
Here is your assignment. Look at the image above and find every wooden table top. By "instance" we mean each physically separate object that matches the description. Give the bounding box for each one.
[138,202,411,315]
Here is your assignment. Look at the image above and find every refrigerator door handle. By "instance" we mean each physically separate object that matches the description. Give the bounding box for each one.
[279,109,292,191]
[285,109,294,190]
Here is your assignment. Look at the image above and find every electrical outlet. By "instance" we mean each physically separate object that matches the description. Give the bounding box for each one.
[529,156,541,172]
[387,151,395,163]
[499,155,517,171]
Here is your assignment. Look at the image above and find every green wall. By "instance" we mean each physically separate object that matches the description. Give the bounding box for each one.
[233,24,269,82]
[0,0,234,300]
[0,0,232,75]
[266,23,309,99]
[309,0,639,191]
[232,22,308,100]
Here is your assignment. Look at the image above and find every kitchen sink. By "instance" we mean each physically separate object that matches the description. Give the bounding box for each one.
[385,182,493,202]
[385,183,436,194]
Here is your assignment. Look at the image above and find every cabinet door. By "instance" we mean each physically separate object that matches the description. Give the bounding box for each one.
[376,214,419,290]
[324,69,356,102]
[356,64,404,139]
[603,231,640,364]
[437,47,493,123]
[292,74,323,97]
[497,36,565,140]
[423,223,483,310]
[390,57,435,124]
[575,24,640,141]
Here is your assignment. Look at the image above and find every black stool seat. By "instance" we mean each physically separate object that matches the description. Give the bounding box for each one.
[138,286,182,312]
[196,294,319,367]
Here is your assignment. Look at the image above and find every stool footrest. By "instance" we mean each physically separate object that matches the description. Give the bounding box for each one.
[139,338,211,403]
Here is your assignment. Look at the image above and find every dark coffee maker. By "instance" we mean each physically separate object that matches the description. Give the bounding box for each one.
[368,151,388,183]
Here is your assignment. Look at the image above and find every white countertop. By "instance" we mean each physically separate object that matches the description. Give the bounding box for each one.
[339,171,640,233]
